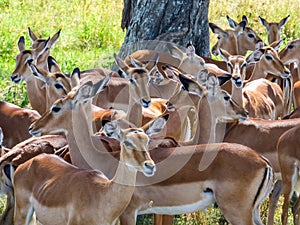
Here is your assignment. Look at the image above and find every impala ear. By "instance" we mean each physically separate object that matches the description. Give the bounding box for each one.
[47,56,61,73]
[29,63,48,83]
[258,16,269,30]
[179,74,205,97]
[129,56,143,68]
[167,44,185,60]
[75,81,93,102]
[18,36,25,52]
[278,15,290,29]
[217,74,232,86]
[103,120,123,140]
[196,69,209,86]
[143,114,169,136]
[70,68,81,88]
[226,15,238,28]
[28,27,38,42]
[270,39,284,51]
[48,29,61,49]
[219,48,231,62]
[91,73,111,96]
[114,53,130,78]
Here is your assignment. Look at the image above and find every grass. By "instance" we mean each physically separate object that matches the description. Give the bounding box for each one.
[0,0,299,224]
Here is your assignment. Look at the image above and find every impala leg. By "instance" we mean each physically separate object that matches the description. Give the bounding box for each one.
[282,192,291,225]
[0,190,14,225]
[162,215,174,225]
[153,214,163,225]
[267,180,282,225]
[292,196,300,225]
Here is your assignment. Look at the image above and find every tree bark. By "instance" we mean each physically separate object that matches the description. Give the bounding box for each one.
[119,0,210,59]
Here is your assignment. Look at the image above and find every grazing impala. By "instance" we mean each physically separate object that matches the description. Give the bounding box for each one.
[258,15,290,45]
[11,112,167,225]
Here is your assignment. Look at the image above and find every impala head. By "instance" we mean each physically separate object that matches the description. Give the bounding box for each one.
[167,43,206,76]
[128,54,164,84]
[209,21,245,56]
[248,44,290,78]
[28,27,61,63]
[29,75,111,136]
[103,115,168,176]
[165,77,205,111]
[11,36,49,83]
[28,63,80,106]
[258,15,290,45]
[226,15,265,55]
[114,53,152,108]
[205,73,248,122]
[166,73,247,122]
[279,38,300,65]
[219,48,247,88]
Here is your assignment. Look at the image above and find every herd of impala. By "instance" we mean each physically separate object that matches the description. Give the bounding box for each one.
[0,14,300,225]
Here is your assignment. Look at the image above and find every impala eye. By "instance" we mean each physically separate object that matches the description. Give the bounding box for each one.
[51,106,61,113]
[241,62,247,68]
[26,58,33,64]
[227,62,233,68]
[129,78,137,86]
[224,95,231,101]
[248,33,255,39]
[287,44,294,49]
[265,55,273,61]
[54,83,64,89]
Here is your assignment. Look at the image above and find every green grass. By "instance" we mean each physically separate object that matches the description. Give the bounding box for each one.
[0,0,299,224]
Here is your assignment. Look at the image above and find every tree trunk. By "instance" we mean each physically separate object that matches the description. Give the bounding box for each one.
[119,0,210,59]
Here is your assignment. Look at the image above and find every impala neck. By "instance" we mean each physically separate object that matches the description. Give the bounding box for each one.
[25,77,47,115]
[66,101,118,178]
[231,84,243,106]
[247,62,268,82]
[109,155,137,222]
[187,96,220,145]
[126,99,143,127]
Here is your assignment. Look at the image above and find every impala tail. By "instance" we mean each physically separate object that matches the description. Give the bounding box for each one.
[253,161,274,225]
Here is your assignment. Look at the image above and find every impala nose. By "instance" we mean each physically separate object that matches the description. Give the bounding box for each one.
[141,99,151,108]
[232,77,243,88]
[11,75,22,84]
[144,161,156,176]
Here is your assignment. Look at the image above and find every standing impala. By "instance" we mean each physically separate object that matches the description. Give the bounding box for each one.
[279,38,300,108]
[219,47,285,119]
[258,15,290,45]
[11,112,166,225]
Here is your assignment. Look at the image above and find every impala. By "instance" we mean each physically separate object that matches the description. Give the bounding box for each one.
[28,79,273,225]
[279,38,300,108]
[258,15,290,45]
[277,124,300,225]
[226,15,265,55]
[219,47,284,119]
[0,101,40,148]
[0,134,67,225]
[27,27,61,71]
[29,67,258,225]
[210,17,264,57]
[11,111,167,225]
